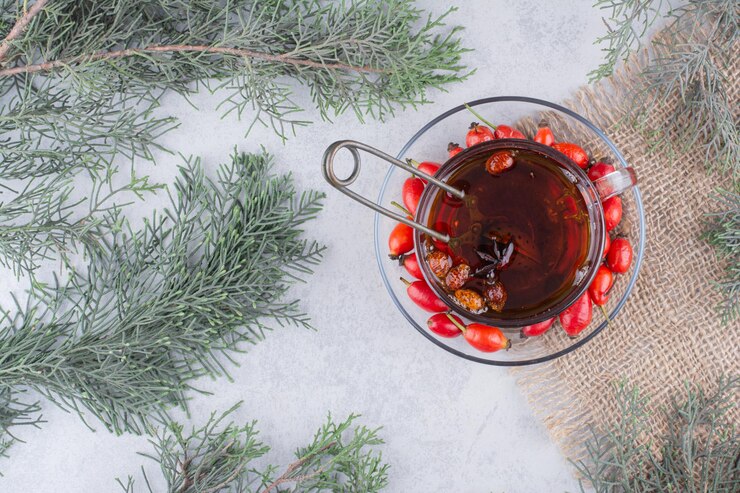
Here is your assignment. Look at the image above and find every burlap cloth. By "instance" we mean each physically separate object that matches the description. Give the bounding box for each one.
[512,41,739,461]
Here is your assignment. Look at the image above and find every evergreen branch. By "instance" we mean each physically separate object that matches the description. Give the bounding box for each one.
[0,43,389,78]
[0,0,48,63]
[0,169,160,278]
[0,0,469,278]
[0,387,43,459]
[260,442,336,493]
[0,0,470,137]
[574,375,740,493]
[704,188,740,322]
[0,79,177,179]
[0,150,325,447]
[119,405,388,493]
[119,404,270,493]
[633,40,739,176]
[259,415,388,492]
[592,0,739,178]
[589,0,664,82]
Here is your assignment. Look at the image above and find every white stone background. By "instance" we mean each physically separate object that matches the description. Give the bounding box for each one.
[1,1,672,492]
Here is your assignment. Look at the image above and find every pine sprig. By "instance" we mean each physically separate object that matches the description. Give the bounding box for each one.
[0,0,470,139]
[0,0,469,279]
[704,189,740,322]
[575,376,740,493]
[0,78,177,179]
[592,0,739,178]
[120,404,270,493]
[0,168,160,278]
[590,0,665,82]
[0,150,324,453]
[262,413,388,492]
[118,404,388,493]
[0,387,43,459]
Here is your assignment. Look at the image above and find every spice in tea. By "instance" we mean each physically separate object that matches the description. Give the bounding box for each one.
[424,147,591,319]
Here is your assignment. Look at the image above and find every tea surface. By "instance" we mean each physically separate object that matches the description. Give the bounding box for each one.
[425,148,591,319]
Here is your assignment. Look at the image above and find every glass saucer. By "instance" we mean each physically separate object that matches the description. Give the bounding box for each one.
[373,96,645,366]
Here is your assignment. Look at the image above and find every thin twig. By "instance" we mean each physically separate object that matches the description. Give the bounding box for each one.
[176,454,193,493]
[202,464,245,493]
[0,0,50,63]
[0,43,387,77]
[261,441,336,493]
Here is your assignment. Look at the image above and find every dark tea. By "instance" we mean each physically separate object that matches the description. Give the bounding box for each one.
[421,147,592,320]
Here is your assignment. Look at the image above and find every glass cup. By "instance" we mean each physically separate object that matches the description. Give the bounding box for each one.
[322,96,645,366]
[323,138,637,328]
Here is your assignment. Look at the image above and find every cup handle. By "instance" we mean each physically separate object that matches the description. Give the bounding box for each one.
[593,167,638,201]
[322,140,465,243]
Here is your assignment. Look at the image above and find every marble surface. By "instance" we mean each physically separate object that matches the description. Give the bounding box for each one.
[1,2,633,491]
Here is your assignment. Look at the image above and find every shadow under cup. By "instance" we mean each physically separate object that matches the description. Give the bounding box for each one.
[414,139,606,329]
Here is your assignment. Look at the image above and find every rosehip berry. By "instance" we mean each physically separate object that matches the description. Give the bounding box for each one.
[402,177,424,215]
[606,237,633,273]
[534,126,555,146]
[588,265,614,306]
[603,196,623,231]
[445,314,510,352]
[520,318,555,337]
[466,122,495,147]
[416,161,441,183]
[388,222,413,259]
[448,142,463,158]
[401,252,424,280]
[559,291,592,337]
[493,124,526,139]
[483,281,507,312]
[588,162,615,181]
[401,277,448,312]
[445,263,471,290]
[463,323,510,352]
[454,288,485,312]
[485,151,514,175]
[427,313,463,338]
[426,249,451,278]
[552,142,589,169]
